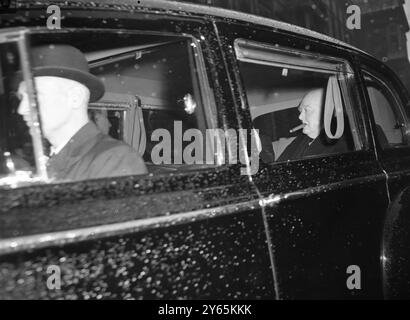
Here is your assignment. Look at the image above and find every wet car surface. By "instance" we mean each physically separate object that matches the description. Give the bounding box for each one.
[0,0,410,299]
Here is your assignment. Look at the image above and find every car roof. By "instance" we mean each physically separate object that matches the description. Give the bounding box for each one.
[20,0,367,56]
[143,0,360,49]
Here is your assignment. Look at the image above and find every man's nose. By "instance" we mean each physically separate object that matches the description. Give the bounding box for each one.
[17,101,25,115]
[299,110,304,122]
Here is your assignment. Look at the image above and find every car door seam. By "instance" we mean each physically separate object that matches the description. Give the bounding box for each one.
[211,20,281,300]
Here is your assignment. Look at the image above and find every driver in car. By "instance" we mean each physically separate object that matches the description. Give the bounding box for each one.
[277,88,348,162]
[17,44,147,181]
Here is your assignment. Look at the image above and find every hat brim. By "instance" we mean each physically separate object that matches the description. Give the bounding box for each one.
[17,66,105,102]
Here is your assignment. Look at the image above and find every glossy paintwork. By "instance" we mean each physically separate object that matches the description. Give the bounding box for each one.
[382,186,410,299]
[0,2,276,300]
[0,166,256,238]
[356,54,410,299]
[264,181,387,299]
[0,0,409,300]
[216,20,394,299]
[0,210,274,299]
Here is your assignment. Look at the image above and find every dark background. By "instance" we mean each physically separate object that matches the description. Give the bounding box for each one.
[174,0,410,92]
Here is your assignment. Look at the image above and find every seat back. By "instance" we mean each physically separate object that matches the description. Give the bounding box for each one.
[89,92,146,156]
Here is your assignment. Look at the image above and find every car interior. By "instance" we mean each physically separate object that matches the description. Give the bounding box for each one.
[239,61,357,162]
[0,30,217,180]
[364,73,404,148]
[233,38,361,163]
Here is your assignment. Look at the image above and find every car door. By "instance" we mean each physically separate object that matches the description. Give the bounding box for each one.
[216,20,390,299]
[358,55,410,299]
[0,6,275,299]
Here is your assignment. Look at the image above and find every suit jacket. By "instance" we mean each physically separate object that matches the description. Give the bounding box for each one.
[47,122,147,181]
[277,131,349,162]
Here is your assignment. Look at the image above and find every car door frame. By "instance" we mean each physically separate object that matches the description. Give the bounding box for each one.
[0,6,276,299]
[356,53,410,190]
[216,19,391,299]
[356,53,410,299]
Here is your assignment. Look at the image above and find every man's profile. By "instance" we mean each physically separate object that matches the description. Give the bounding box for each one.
[277,88,348,162]
[17,44,147,181]
[89,109,112,136]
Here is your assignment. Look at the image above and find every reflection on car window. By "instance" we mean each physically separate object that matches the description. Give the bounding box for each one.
[235,39,362,163]
[364,72,408,148]
[0,41,38,186]
[89,40,212,170]
[0,31,218,188]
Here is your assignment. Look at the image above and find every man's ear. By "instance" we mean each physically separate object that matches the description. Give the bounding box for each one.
[69,84,90,109]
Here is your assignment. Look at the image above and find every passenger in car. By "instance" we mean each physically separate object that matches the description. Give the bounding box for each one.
[88,109,112,136]
[277,88,348,162]
[16,44,147,181]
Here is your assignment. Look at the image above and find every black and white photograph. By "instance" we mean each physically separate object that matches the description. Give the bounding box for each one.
[0,0,410,305]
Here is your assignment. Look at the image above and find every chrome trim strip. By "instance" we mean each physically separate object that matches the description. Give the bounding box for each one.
[385,167,410,179]
[89,102,130,110]
[0,173,386,255]
[383,169,391,204]
[259,173,386,208]
[188,34,224,166]
[0,198,261,256]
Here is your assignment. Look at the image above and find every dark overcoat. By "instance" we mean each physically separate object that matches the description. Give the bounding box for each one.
[277,131,349,162]
[47,122,147,181]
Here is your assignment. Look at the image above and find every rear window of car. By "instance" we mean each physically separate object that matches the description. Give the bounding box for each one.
[235,39,365,163]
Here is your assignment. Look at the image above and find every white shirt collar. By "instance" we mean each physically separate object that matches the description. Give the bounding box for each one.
[50,136,72,156]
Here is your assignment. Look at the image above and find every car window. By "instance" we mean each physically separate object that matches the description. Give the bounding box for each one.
[235,39,363,163]
[0,39,44,186]
[0,30,220,188]
[363,72,409,149]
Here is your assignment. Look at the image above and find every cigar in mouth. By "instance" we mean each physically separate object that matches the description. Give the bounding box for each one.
[289,124,305,133]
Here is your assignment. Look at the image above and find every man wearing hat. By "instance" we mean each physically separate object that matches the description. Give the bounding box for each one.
[17,44,147,181]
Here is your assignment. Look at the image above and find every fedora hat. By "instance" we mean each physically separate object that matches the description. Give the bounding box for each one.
[29,44,105,102]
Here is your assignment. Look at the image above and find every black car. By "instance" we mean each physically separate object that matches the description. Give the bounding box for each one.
[0,0,410,299]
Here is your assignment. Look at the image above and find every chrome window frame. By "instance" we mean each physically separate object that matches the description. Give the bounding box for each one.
[0,27,49,188]
[0,27,224,189]
[362,69,410,149]
[234,38,366,157]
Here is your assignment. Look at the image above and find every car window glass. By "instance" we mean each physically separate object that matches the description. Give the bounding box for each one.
[364,72,408,148]
[235,39,363,163]
[0,30,220,188]
[0,40,46,187]
[88,40,211,169]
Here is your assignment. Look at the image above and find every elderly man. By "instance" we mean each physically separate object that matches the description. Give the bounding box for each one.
[277,88,348,162]
[17,44,147,181]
